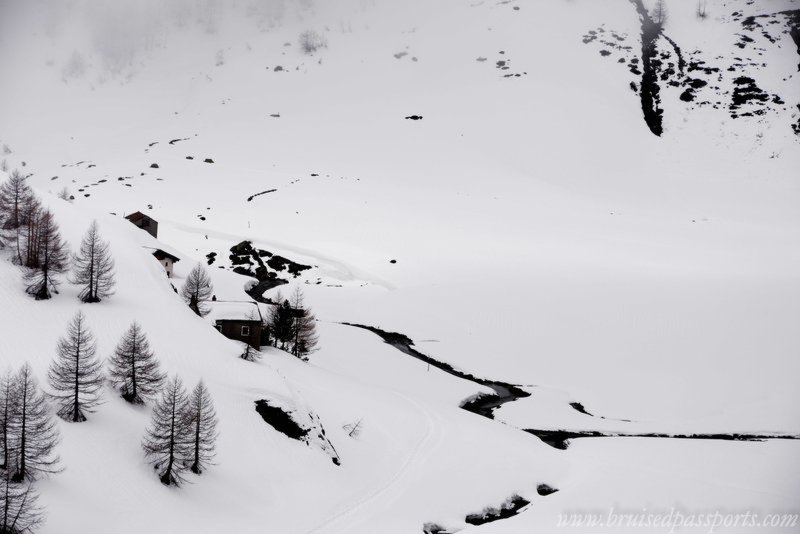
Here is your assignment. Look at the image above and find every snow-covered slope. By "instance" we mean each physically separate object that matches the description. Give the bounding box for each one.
[0,189,566,533]
[0,0,799,531]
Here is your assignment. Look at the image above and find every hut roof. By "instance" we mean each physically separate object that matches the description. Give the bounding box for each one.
[125,211,151,223]
[208,301,265,323]
[142,245,182,263]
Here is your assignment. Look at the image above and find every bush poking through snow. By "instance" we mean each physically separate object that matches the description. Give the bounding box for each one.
[342,418,363,438]
[108,322,165,404]
[298,30,327,55]
[56,187,71,202]
[240,342,261,363]
[48,311,104,422]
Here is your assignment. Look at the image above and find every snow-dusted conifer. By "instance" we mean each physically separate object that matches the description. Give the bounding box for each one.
[180,263,213,317]
[48,311,103,422]
[186,380,218,475]
[142,376,191,486]
[71,220,115,303]
[10,364,60,483]
[108,323,165,404]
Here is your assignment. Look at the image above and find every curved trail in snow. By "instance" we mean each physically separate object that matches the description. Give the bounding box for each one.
[301,391,443,534]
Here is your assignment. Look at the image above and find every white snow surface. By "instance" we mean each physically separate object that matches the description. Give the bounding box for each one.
[0,0,799,532]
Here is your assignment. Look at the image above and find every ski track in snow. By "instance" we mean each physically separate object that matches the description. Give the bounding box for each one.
[301,391,442,534]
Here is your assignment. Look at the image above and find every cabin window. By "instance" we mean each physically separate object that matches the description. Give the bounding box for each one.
[241,326,250,336]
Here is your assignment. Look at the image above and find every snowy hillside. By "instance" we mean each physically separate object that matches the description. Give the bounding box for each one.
[0,0,799,532]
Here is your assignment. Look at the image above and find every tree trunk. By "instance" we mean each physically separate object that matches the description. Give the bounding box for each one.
[163,400,176,485]
[130,337,137,402]
[191,412,200,474]
[13,383,28,482]
[73,341,81,422]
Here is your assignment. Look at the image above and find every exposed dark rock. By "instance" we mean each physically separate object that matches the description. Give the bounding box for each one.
[247,189,278,202]
[465,495,530,526]
[537,484,559,496]
[570,402,593,416]
[255,400,308,440]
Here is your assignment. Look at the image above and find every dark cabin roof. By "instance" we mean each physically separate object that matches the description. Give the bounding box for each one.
[125,211,150,223]
[152,249,180,263]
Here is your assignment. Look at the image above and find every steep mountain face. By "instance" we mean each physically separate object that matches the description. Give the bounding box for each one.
[0,0,798,532]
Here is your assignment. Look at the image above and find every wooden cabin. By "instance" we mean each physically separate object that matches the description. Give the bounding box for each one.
[152,249,180,278]
[125,211,159,238]
[209,302,265,350]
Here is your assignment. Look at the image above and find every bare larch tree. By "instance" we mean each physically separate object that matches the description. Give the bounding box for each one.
[0,475,43,534]
[142,375,191,486]
[0,371,16,470]
[10,364,60,483]
[108,323,165,404]
[48,311,104,422]
[180,263,213,317]
[23,209,68,300]
[186,380,218,475]
[0,170,35,254]
[268,297,294,351]
[290,286,319,360]
[71,220,115,303]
